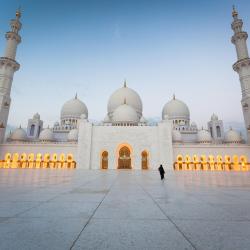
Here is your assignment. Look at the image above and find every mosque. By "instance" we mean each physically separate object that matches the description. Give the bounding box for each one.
[0,7,250,171]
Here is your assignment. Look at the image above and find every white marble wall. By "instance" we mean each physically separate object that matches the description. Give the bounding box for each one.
[77,120,173,170]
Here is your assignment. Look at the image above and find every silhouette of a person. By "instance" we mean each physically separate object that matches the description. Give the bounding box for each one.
[158,164,165,180]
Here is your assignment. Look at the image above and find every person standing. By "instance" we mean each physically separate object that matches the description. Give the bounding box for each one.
[158,164,165,180]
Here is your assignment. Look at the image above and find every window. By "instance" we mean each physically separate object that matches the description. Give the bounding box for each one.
[30,124,35,136]
[216,126,221,137]
[210,127,213,137]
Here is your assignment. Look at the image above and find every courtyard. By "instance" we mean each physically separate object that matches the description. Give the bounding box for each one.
[0,170,250,250]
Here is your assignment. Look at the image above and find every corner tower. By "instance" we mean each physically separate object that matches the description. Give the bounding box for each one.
[231,6,250,143]
[0,9,22,143]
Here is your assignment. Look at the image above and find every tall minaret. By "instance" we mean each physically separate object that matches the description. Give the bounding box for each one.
[0,9,22,143]
[231,6,250,143]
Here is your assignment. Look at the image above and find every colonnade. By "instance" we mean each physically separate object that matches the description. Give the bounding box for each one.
[174,155,249,171]
[0,153,76,169]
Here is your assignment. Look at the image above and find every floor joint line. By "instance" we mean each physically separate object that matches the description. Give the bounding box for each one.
[137,178,197,250]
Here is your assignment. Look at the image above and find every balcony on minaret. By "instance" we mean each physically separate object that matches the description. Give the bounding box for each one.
[4,101,9,108]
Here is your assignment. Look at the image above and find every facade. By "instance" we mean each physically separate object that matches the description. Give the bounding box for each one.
[0,8,250,170]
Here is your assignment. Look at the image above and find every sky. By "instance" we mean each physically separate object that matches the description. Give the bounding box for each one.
[0,0,250,129]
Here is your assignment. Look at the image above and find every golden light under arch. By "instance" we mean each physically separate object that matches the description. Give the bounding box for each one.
[116,143,133,169]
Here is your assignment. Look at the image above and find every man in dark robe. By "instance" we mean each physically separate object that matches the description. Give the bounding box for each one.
[158,164,165,180]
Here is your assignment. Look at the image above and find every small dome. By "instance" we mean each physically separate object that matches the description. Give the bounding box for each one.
[172,130,182,142]
[80,113,87,120]
[61,95,88,119]
[54,121,59,127]
[112,103,139,124]
[191,122,197,128]
[39,128,54,142]
[162,95,190,120]
[140,116,147,123]
[211,113,218,121]
[68,129,78,141]
[33,113,40,120]
[108,82,143,118]
[225,128,241,143]
[10,127,27,141]
[197,128,212,143]
[103,114,110,123]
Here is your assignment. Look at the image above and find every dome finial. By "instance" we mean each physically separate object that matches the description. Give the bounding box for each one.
[232,5,238,19]
[75,93,77,99]
[173,94,175,100]
[16,6,21,19]
[124,79,127,88]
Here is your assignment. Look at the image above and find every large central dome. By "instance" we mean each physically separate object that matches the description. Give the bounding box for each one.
[107,81,143,118]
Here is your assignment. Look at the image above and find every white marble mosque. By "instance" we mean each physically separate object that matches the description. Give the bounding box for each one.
[0,7,250,170]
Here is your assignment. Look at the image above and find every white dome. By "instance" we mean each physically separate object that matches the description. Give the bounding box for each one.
[39,128,54,142]
[197,128,212,143]
[61,95,88,119]
[162,96,190,120]
[103,114,110,123]
[108,83,142,118]
[172,130,182,142]
[68,129,78,141]
[112,103,139,123]
[225,128,241,143]
[33,113,40,120]
[211,113,218,121]
[140,116,147,123]
[10,127,27,141]
[191,122,197,127]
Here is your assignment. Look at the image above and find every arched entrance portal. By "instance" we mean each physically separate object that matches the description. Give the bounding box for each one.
[141,151,148,169]
[118,146,131,169]
[101,151,108,169]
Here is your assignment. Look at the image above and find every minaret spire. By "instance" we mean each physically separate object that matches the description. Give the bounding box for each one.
[123,79,127,88]
[0,10,22,143]
[232,5,238,20]
[231,7,250,143]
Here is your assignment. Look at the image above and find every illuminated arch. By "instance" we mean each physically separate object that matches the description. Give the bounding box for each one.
[141,150,149,170]
[116,143,133,169]
[101,151,108,169]
[28,153,35,168]
[20,153,27,168]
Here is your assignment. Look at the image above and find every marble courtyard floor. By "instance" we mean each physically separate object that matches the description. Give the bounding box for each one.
[0,170,250,250]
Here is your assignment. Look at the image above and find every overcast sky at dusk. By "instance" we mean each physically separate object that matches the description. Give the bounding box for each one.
[0,0,250,129]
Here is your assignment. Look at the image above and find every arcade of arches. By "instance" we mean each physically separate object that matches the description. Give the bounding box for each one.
[0,153,76,169]
[101,147,149,170]
[174,154,250,171]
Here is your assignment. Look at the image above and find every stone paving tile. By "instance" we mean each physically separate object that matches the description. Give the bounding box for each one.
[0,217,89,250]
[171,219,250,250]
[19,200,100,218]
[0,201,41,217]
[72,218,194,250]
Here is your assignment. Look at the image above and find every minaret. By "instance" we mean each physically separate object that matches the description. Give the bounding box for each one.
[0,9,22,143]
[231,6,250,143]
